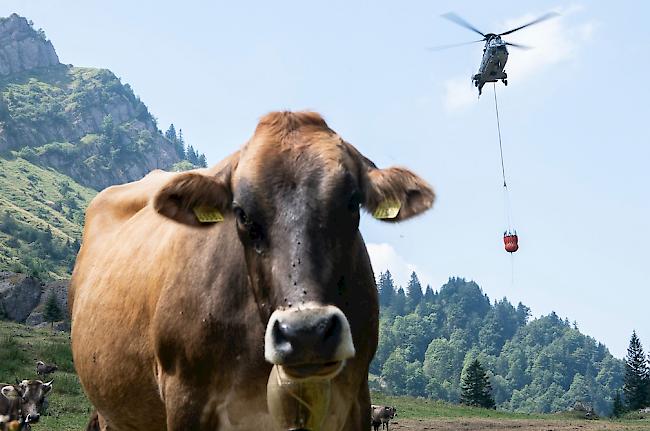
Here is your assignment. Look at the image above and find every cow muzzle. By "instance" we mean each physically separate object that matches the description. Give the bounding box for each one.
[264,304,355,380]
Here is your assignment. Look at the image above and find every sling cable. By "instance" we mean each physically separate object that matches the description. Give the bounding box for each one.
[493,83,518,254]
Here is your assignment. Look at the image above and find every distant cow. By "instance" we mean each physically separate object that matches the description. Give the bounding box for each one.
[371,405,397,431]
[35,361,58,377]
[17,380,52,425]
[0,415,22,431]
[0,385,21,425]
[69,111,434,430]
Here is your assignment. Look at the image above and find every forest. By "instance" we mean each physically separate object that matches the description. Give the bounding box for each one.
[370,272,624,415]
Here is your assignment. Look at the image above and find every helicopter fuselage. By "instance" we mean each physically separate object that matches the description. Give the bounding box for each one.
[473,35,508,95]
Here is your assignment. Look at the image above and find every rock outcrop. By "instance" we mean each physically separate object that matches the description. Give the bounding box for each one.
[0,271,43,322]
[0,272,69,329]
[0,14,181,190]
[0,14,59,76]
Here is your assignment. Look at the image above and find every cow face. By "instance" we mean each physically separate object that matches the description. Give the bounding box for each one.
[154,112,434,380]
[18,380,52,424]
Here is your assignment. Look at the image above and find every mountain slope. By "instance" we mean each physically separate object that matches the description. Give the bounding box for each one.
[0,156,94,278]
[372,275,624,416]
[0,13,191,277]
[0,13,182,190]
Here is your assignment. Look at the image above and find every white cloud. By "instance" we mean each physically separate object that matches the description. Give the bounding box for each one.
[443,75,477,111]
[443,6,596,112]
[366,242,437,291]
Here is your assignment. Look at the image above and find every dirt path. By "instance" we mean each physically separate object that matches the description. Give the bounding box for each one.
[386,418,650,431]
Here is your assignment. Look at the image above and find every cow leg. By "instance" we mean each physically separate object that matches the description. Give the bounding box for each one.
[85,410,111,431]
[160,377,215,431]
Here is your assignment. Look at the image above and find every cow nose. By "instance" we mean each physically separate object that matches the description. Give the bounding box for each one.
[264,304,355,367]
[272,313,341,361]
[27,413,40,423]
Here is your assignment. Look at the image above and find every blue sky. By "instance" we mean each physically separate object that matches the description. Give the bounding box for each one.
[3,1,648,358]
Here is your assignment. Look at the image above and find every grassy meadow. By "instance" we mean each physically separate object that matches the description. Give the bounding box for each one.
[0,320,648,430]
[0,321,91,430]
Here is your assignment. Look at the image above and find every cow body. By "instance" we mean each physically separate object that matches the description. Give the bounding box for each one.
[70,112,433,431]
[0,385,21,424]
[371,405,396,431]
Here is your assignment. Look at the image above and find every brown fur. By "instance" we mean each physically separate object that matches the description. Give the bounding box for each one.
[0,384,21,424]
[70,111,433,431]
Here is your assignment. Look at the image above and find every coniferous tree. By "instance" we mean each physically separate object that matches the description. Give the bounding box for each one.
[197,153,207,168]
[460,359,495,409]
[165,124,177,143]
[611,390,625,417]
[623,331,649,410]
[392,287,406,315]
[377,271,395,308]
[43,291,63,328]
[423,284,435,304]
[405,272,423,312]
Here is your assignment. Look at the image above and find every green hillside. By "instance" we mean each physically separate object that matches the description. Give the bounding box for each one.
[0,156,94,278]
[0,321,92,430]
[1,321,646,431]
[0,64,180,191]
[0,14,209,278]
[371,274,625,416]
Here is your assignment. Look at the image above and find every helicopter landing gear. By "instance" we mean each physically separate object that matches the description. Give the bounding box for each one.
[503,79,508,86]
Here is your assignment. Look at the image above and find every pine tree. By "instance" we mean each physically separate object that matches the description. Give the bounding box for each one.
[611,390,625,417]
[197,153,207,168]
[623,331,649,410]
[423,284,435,304]
[460,359,495,409]
[178,129,186,159]
[43,291,63,328]
[392,287,406,315]
[377,271,395,308]
[166,124,185,158]
[405,272,423,312]
[165,124,177,143]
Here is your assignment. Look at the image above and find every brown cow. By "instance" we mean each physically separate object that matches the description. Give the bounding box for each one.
[69,111,434,431]
[370,405,396,431]
[0,385,21,425]
[17,380,52,425]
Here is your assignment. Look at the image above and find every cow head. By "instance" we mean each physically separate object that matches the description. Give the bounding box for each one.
[154,112,434,380]
[18,380,52,424]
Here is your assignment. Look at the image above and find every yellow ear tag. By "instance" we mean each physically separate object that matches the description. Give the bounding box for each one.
[192,206,224,223]
[373,199,401,219]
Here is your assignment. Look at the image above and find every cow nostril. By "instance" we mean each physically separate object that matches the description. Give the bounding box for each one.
[272,320,293,349]
[322,314,340,341]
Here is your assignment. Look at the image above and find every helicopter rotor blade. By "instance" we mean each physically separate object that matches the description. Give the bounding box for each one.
[441,13,486,38]
[499,12,559,36]
[426,39,484,51]
[505,41,532,50]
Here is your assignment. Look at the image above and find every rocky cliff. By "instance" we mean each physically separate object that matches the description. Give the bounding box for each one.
[0,14,181,190]
[0,271,68,330]
[0,14,59,76]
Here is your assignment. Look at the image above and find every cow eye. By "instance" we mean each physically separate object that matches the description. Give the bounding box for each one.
[233,204,265,248]
[233,205,248,225]
[348,190,363,211]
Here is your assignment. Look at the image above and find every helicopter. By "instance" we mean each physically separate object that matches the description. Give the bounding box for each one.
[433,12,558,96]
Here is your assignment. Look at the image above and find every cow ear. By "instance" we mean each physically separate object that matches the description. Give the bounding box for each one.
[362,165,434,222]
[153,171,232,227]
[43,380,53,394]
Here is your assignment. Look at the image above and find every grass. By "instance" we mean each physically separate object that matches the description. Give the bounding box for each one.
[0,320,648,431]
[0,156,95,278]
[0,321,92,430]
[371,392,548,420]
